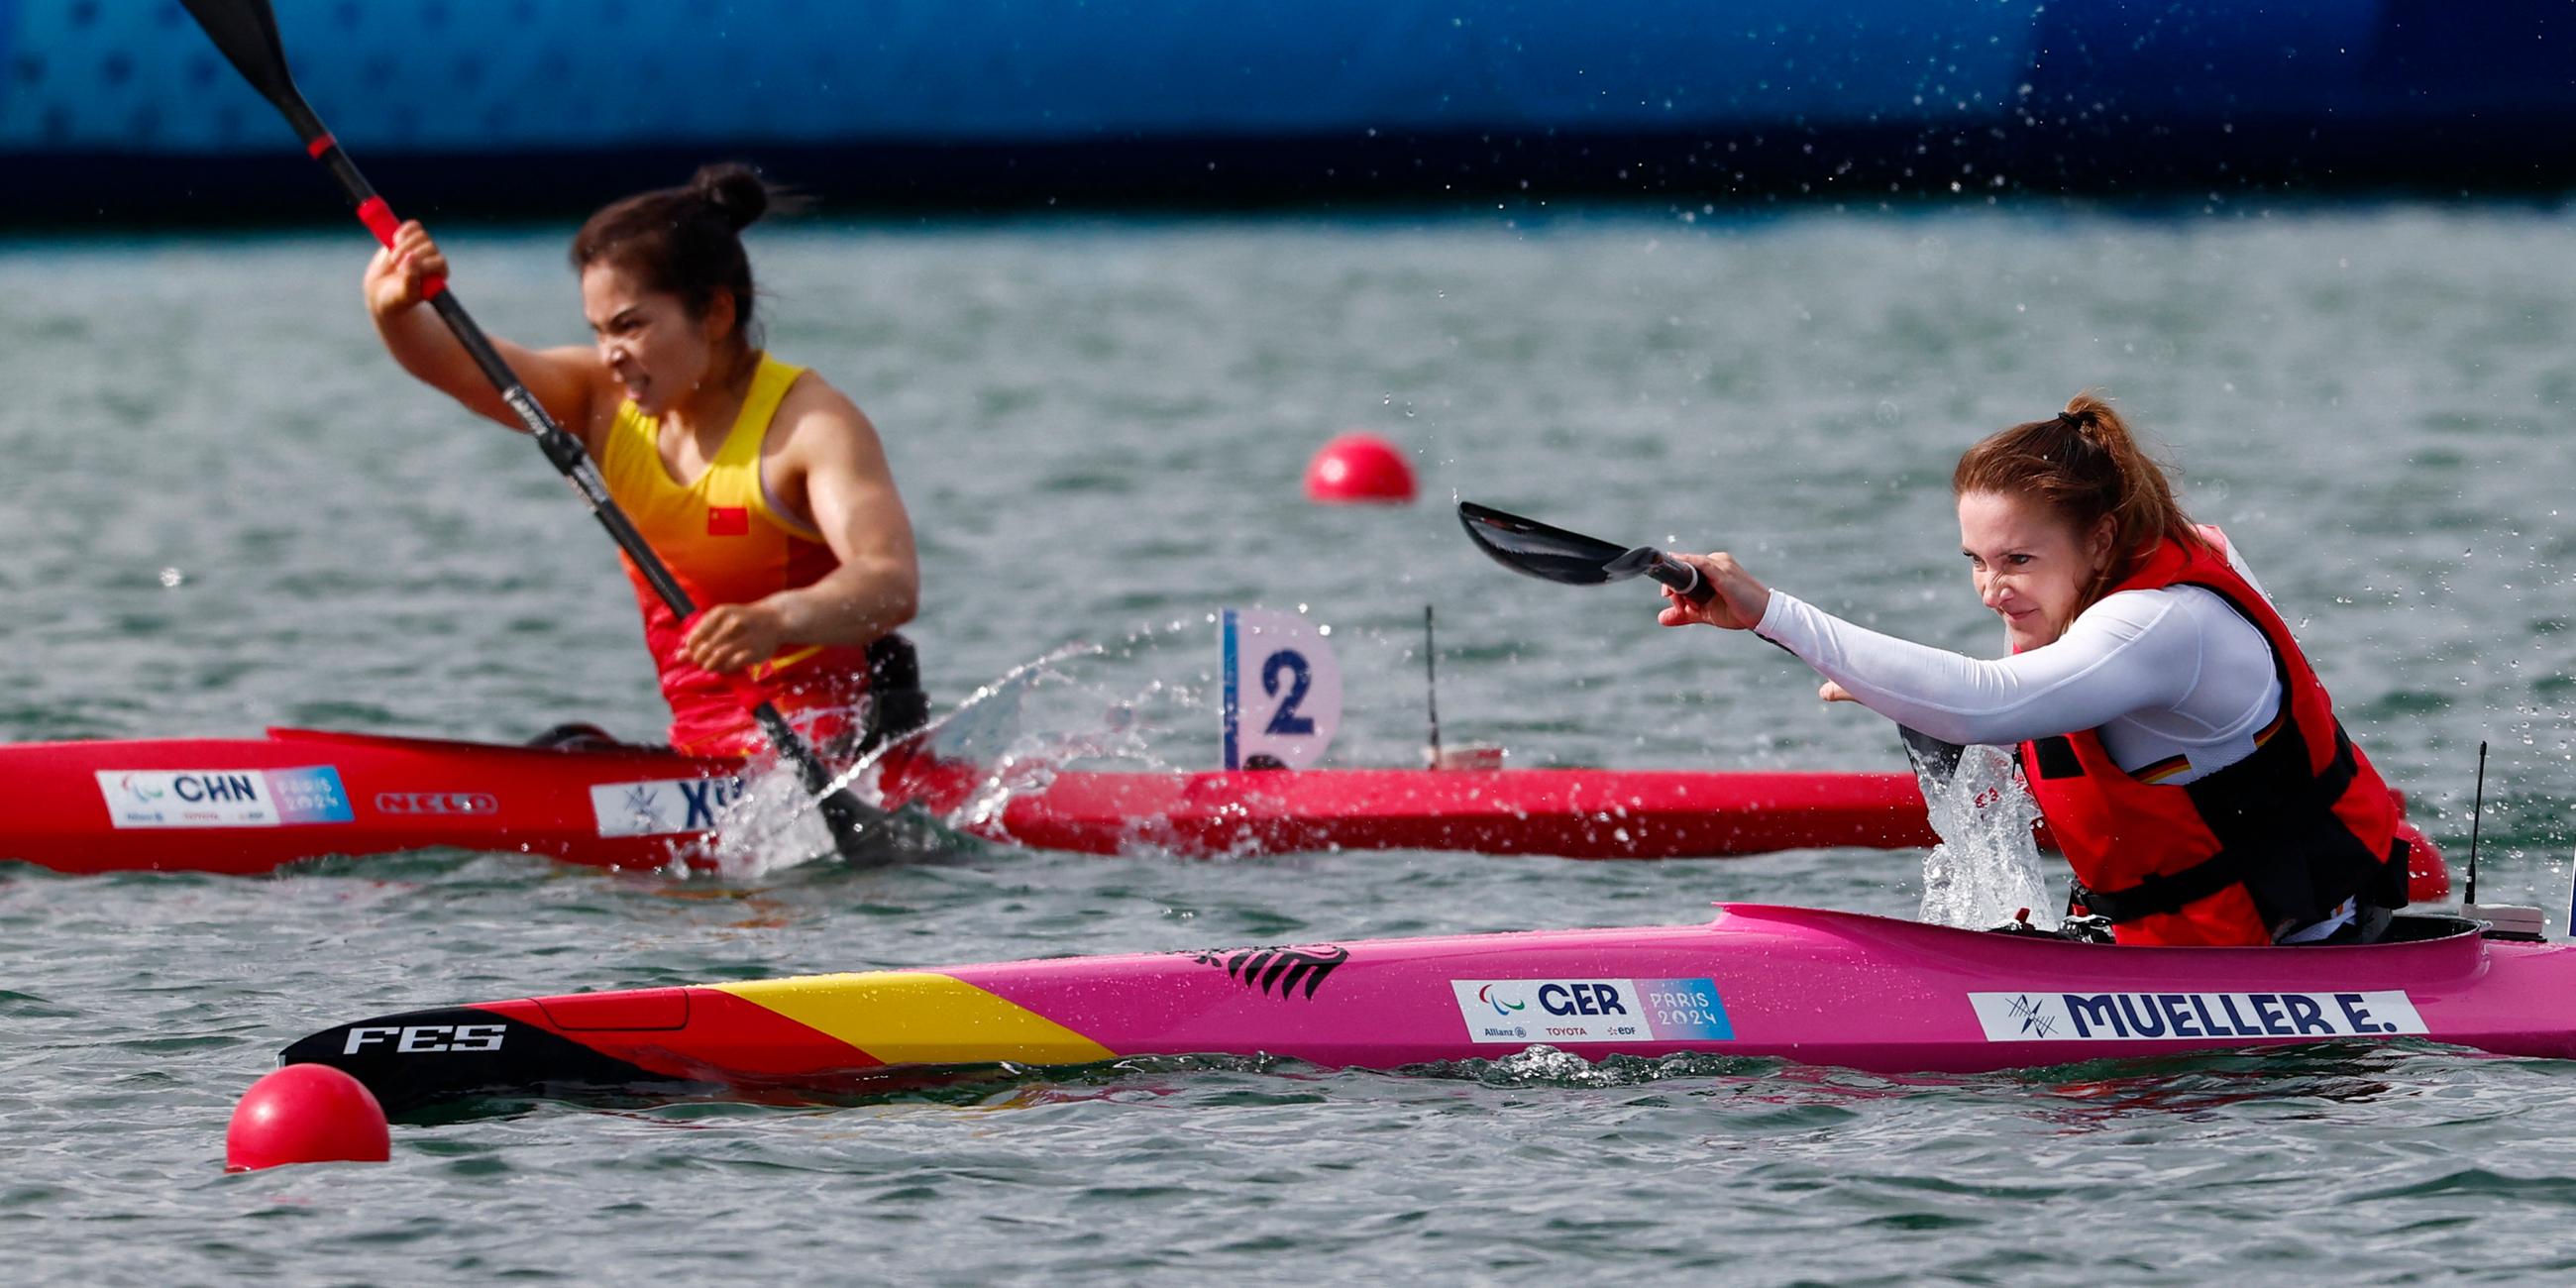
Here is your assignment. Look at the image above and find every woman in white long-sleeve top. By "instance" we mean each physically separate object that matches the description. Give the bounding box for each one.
[1658,393,2411,946]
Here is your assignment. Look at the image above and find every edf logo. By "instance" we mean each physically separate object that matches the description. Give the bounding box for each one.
[1538,983,1629,1017]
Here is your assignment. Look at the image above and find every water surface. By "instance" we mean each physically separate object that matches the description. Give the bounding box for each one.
[3,202,2574,1283]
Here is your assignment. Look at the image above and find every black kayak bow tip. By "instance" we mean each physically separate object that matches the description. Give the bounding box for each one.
[278,1007,687,1117]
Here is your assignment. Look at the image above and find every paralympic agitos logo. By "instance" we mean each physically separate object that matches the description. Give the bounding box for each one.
[1180,943,1350,1000]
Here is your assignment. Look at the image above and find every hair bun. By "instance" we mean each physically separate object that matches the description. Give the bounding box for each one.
[2061,390,2113,428]
[690,162,770,232]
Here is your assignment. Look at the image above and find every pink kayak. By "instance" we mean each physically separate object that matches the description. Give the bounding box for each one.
[0,726,2456,883]
[282,903,2563,1112]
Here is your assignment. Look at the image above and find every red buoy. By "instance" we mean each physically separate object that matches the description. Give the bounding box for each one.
[225,1064,390,1172]
[1304,432,1417,504]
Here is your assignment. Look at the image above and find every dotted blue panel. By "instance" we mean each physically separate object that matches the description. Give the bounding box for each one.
[0,0,2055,154]
[0,0,2491,159]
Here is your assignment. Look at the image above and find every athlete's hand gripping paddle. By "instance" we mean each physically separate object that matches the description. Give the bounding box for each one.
[179,0,890,863]
[1455,501,1716,604]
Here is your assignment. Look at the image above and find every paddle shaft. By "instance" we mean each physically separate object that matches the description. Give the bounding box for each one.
[180,0,879,856]
[1423,604,1442,762]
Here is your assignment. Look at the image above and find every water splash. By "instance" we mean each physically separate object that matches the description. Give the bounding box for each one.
[671,705,873,880]
[1914,742,2052,929]
[912,640,1165,838]
[679,623,1222,876]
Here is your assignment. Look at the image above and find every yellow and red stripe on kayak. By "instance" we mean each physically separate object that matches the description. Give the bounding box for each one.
[480,971,1116,1081]
[711,972,1117,1066]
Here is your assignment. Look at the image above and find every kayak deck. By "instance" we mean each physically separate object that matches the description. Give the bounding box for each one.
[0,726,2453,890]
[283,905,2574,1113]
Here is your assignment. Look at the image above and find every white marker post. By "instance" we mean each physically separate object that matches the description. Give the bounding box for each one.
[1220,608,1342,771]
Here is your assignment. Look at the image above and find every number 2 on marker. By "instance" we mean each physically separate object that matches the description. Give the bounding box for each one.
[1262,649,1315,735]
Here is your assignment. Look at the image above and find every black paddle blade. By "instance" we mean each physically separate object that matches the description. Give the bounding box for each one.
[1458,500,1717,604]
[1457,501,1630,586]
[179,0,328,143]
[747,703,893,864]
[1899,725,1968,785]
[816,792,894,863]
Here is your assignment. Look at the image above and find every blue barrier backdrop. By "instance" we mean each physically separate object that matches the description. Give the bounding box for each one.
[3,0,2569,220]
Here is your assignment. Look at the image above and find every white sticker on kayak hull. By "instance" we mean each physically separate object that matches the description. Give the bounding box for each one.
[590,777,745,838]
[96,768,354,828]
[1970,990,2426,1042]
[1452,978,1734,1044]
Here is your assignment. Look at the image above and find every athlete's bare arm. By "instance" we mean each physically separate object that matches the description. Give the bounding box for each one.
[364,220,606,448]
[681,378,920,674]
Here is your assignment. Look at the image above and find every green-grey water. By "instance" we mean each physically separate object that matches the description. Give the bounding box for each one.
[4,203,2576,1284]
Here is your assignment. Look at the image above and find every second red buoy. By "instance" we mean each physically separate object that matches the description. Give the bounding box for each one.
[1304,432,1416,503]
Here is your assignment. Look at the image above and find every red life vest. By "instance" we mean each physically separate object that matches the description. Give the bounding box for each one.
[2019,528,2409,947]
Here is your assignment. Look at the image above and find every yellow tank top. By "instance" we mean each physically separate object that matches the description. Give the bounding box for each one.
[597,353,869,749]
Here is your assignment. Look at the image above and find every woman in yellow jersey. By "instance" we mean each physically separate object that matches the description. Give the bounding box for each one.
[363,163,921,756]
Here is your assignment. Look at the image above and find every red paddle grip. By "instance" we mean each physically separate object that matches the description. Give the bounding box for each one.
[354,194,448,299]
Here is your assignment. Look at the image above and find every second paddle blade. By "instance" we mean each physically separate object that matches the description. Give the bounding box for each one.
[1456,501,1632,586]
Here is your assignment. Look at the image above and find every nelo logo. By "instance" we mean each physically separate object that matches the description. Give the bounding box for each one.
[341,1023,508,1055]
[375,792,500,815]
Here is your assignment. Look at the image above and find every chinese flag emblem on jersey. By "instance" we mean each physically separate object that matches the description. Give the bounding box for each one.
[706,506,750,536]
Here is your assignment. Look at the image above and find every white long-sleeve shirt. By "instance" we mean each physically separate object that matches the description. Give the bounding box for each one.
[1753,548,2285,787]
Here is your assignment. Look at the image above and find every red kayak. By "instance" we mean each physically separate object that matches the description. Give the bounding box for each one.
[0,727,2452,898]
